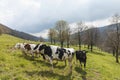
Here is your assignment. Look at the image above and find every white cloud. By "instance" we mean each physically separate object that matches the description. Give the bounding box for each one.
[70,17,111,29]
[0,0,41,30]
[86,18,111,27]
[30,29,49,39]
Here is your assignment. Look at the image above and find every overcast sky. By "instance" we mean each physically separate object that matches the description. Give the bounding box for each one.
[0,0,120,38]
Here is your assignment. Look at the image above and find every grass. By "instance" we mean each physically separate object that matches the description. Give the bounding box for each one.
[0,34,120,80]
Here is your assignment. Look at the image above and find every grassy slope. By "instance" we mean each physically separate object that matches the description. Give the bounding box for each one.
[0,34,120,80]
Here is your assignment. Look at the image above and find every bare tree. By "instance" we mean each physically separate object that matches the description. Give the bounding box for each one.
[48,28,57,44]
[108,14,120,63]
[76,21,87,50]
[0,27,2,35]
[66,26,71,48]
[55,20,68,48]
[84,26,100,52]
[48,28,54,44]
[105,31,116,56]
[52,28,57,45]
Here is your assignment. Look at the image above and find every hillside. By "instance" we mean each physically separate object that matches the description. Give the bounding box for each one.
[0,23,39,41]
[0,34,120,80]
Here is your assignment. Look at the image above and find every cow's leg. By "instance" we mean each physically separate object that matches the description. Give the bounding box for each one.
[41,54,46,60]
[35,53,38,57]
[30,51,34,59]
[49,57,53,72]
[65,60,67,66]
[68,58,72,73]
[84,62,86,68]
[30,52,34,60]
[79,60,82,68]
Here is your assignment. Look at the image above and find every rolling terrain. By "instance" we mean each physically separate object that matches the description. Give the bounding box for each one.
[0,24,39,41]
[0,34,120,80]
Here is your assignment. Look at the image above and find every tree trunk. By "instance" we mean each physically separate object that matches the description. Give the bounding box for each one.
[50,38,53,44]
[112,49,115,56]
[116,49,119,63]
[87,45,90,49]
[61,41,64,48]
[90,43,93,52]
[116,24,119,63]
[67,42,69,48]
[53,39,56,45]
[78,36,81,50]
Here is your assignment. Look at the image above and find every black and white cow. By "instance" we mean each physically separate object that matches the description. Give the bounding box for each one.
[76,50,87,68]
[34,44,75,72]
[14,43,27,54]
[24,43,36,57]
[15,43,36,57]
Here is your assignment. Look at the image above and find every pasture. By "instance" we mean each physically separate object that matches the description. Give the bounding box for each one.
[0,34,120,80]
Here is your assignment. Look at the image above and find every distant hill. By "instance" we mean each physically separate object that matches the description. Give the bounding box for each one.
[97,23,120,43]
[0,23,39,41]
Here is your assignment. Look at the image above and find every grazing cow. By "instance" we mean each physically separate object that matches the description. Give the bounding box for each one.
[15,43,36,57]
[24,43,36,57]
[14,43,27,54]
[34,44,74,72]
[76,50,87,68]
[15,43,26,49]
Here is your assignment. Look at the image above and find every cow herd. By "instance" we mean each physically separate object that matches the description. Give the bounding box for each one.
[15,43,87,73]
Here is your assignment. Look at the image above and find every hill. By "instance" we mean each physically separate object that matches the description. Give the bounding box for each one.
[0,34,120,80]
[0,23,39,41]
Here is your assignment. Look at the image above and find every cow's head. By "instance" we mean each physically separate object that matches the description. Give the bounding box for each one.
[15,43,22,49]
[24,44,31,51]
[38,44,47,51]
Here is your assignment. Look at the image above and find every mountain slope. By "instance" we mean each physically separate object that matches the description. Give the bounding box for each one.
[0,23,39,41]
[0,34,120,80]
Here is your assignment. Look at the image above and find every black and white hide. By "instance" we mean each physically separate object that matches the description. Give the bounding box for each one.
[34,44,74,72]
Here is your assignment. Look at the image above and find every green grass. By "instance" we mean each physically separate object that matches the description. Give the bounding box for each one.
[0,34,120,80]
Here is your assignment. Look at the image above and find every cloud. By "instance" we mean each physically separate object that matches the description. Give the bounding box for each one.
[30,29,49,39]
[0,0,41,31]
[0,0,120,34]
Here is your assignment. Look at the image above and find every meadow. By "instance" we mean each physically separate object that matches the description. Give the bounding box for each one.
[0,34,120,80]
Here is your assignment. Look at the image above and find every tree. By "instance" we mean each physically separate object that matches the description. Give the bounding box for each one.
[76,21,87,50]
[55,20,68,48]
[84,26,100,52]
[48,28,54,44]
[0,27,2,35]
[39,36,45,42]
[105,31,116,56]
[66,26,71,48]
[52,28,57,45]
[48,28,57,45]
[108,14,120,63]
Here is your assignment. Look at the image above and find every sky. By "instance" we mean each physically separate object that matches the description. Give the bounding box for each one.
[0,0,120,39]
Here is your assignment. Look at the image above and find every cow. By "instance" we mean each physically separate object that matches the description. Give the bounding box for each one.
[24,43,36,57]
[14,43,27,54]
[34,44,75,73]
[15,43,36,57]
[76,50,87,68]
